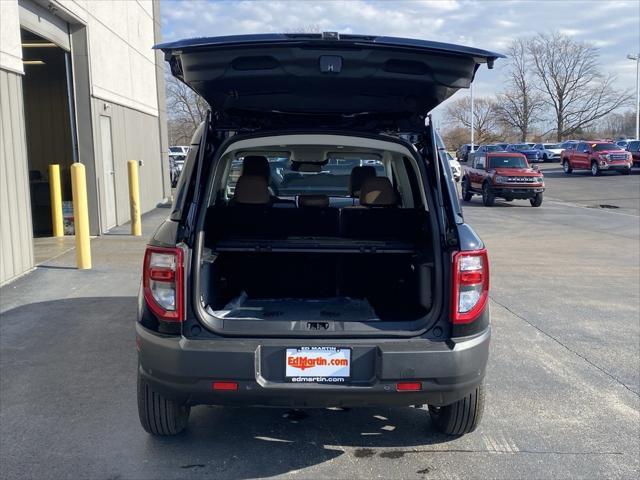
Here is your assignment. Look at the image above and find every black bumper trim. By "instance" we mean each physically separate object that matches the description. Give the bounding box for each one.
[136,324,490,408]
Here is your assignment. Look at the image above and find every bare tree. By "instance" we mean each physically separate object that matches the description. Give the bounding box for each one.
[444,96,499,144]
[528,32,632,141]
[165,75,208,145]
[494,39,544,142]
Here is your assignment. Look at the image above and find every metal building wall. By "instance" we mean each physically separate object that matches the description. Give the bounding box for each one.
[0,69,35,285]
[91,98,165,228]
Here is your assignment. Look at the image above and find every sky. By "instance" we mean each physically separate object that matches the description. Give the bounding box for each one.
[160,0,640,121]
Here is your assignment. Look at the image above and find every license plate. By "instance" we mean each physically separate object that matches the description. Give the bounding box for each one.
[285,347,351,383]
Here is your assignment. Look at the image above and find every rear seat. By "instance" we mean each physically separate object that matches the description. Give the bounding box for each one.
[208,174,424,242]
[340,177,425,240]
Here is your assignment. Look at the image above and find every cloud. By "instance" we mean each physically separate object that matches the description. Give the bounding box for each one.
[159,0,639,109]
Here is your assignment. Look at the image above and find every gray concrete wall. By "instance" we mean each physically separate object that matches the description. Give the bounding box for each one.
[0,68,35,286]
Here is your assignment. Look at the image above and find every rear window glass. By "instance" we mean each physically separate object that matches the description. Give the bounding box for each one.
[226,156,386,197]
[489,156,528,168]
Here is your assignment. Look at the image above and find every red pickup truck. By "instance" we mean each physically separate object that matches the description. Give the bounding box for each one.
[461,152,545,207]
[561,141,633,176]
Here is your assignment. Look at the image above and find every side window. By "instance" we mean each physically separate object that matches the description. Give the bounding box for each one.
[577,143,586,153]
[476,158,485,169]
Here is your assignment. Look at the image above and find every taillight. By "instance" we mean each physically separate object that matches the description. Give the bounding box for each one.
[451,249,489,324]
[143,246,184,322]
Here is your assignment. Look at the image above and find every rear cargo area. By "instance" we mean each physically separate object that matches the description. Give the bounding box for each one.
[202,251,432,322]
[194,135,441,333]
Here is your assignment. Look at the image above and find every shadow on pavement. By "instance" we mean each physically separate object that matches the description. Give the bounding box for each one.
[1,297,455,480]
[144,405,456,479]
[461,200,524,208]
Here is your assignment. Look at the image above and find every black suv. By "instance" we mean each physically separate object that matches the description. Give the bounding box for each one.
[137,33,500,437]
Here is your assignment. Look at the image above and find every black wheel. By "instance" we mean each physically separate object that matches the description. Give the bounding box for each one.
[482,183,495,206]
[530,192,543,207]
[621,168,631,175]
[461,178,473,201]
[138,369,190,436]
[591,161,600,176]
[429,383,485,435]
[543,154,549,163]
[563,160,572,174]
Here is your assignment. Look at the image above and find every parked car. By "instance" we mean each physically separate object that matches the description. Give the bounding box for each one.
[562,141,633,175]
[169,145,190,155]
[456,144,479,162]
[625,140,640,167]
[506,143,542,163]
[136,33,500,437]
[469,144,508,165]
[560,140,579,150]
[533,143,563,162]
[169,154,186,187]
[461,152,544,207]
[445,150,462,181]
[615,139,630,149]
[495,143,509,150]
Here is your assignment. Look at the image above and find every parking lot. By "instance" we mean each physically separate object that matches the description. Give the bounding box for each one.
[1,167,638,479]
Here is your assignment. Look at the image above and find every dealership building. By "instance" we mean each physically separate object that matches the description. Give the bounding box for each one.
[0,0,170,285]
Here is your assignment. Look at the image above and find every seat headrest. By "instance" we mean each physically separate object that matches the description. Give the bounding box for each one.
[349,166,377,197]
[297,195,330,208]
[359,177,398,207]
[233,175,271,205]
[242,156,270,179]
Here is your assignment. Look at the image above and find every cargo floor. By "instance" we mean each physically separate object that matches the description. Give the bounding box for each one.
[209,293,379,322]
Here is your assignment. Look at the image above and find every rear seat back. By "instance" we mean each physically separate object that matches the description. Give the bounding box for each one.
[339,208,425,240]
[208,181,424,241]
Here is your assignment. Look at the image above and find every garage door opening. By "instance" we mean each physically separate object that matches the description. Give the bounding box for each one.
[21,29,77,262]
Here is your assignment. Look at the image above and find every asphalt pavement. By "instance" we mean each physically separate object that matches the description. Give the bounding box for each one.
[1,168,639,480]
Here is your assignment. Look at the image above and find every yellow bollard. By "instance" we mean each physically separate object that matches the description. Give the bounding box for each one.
[127,160,142,236]
[48,164,64,237]
[70,163,92,269]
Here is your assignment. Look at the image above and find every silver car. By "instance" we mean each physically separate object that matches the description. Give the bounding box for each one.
[533,143,564,162]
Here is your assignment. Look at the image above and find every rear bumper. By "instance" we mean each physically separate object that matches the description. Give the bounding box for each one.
[136,324,490,408]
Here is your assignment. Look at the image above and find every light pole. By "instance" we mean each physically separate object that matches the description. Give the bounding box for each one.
[628,53,640,139]
[470,83,475,152]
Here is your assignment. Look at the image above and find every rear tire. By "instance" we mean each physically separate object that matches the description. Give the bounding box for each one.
[429,383,485,435]
[482,183,495,207]
[563,160,572,174]
[530,192,543,207]
[137,370,190,436]
[591,161,600,176]
[461,179,473,201]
